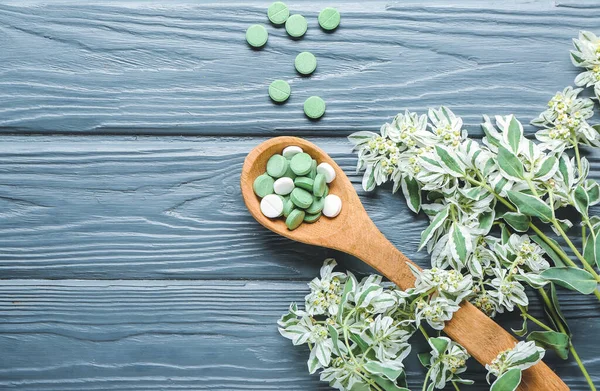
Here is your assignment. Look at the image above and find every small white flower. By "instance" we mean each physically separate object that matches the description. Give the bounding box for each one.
[305,259,346,316]
[361,315,412,362]
[409,264,473,304]
[428,337,471,389]
[415,296,460,330]
[487,268,528,312]
[506,234,550,274]
[486,341,546,382]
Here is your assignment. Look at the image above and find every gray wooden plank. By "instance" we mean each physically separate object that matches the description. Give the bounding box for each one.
[0,0,599,135]
[0,280,597,390]
[1,135,599,280]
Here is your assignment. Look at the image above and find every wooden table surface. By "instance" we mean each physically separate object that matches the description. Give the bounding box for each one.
[0,0,599,390]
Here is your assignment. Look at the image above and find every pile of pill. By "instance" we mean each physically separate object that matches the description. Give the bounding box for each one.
[253,145,342,230]
[245,2,341,120]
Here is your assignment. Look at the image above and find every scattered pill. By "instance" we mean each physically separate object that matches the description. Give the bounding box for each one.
[304,96,326,119]
[318,7,341,31]
[294,176,314,192]
[285,14,307,38]
[246,24,269,48]
[323,194,342,217]
[290,187,314,209]
[267,154,289,178]
[283,198,295,217]
[305,196,325,214]
[267,1,289,25]
[313,173,327,197]
[274,177,295,195]
[282,145,303,159]
[253,173,275,197]
[304,212,322,223]
[286,209,305,230]
[295,52,317,75]
[317,162,336,183]
[268,80,291,103]
[290,152,313,176]
[261,194,284,218]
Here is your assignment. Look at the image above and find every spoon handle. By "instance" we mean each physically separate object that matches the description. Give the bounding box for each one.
[347,221,569,391]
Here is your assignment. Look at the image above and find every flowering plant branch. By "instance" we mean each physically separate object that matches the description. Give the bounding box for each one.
[278,31,600,391]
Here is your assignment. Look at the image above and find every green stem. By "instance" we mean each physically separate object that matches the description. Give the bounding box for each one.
[539,289,597,391]
[552,217,600,282]
[452,381,461,391]
[419,325,430,340]
[422,367,432,391]
[522,311,554,332]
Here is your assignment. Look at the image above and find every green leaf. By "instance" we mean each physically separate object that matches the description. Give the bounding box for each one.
[435,145,465,176]
[585,179,600,205]
[497,145,524,180]
[349,381,370,391]
[491,368,522,391]
[450,223,469,263]
[506,116,523,154]
[478,210,495,234]
[372,376,410,391]
[364,361,404,381]
[417,352,432,368]
[540,267,598,295]
[503,212,530,232]
[582,227,600,267]
[527,331,570,360]
[429,337,449,355]
[337,277,355,323]
[531,235,565,267]
[419,207,449,250]
[558,154,573,188]
[349,333,370,353]
[328,325,342,357]
[494,176,509,194]
[573,185,589,217]
[506,191,553,222]
[501,223,510,245]
[401,176,421,213]
[534,156,558,180]
[549,283,571,337]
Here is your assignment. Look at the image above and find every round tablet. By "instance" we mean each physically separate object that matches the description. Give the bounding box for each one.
[268,2,290,25]
[266,154,289,178]
[290,187,313,209]
[308,159,317,179]
[269,80,291,103]
[286,209,305,230]
[253,174,275,198]
[304,96,326,119]
[274,177,295,195]
[318,7,341,31]
[283,199,295,217]
[290,152,313,176]
[260,194,284,218]
[285,14,307,38]
[316,162,336,183]
[246,24,268,48]
[305,196,324,214]
[294,176,314,192]
[304,212,322,223]
[282,145,303,159]
[295,52,317,75]
[323,194,342,218]
[313,173,327,197]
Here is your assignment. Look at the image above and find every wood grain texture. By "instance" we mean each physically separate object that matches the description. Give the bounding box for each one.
[0,0,599,135]
[0,280,597,391]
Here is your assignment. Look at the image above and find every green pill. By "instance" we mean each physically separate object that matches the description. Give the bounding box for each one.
[304,212,322,223]
[283,199,295,217]
[246,24,268,48]
[285,14,307,38]
[323,185,329,197]
[304,96,326,119]
[313,173,327,197]
[308,159,317,179]
[295,52,317,75]
[268,1,289,25]
[318,7,341,31]
[290,152,313,176]
[269,80,291,103]
[294,176,314,192]
[290,187,313,209]
[286,209,305,230]
[253,174,274,198]
[283,164,297,179]
[266,154,289,178]
[306,197,324,214]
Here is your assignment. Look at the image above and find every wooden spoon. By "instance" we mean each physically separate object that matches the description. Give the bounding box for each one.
[241,136,569,391]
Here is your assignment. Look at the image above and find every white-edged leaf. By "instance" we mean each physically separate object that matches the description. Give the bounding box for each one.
[540,267,598,294]
[505,115,524,154]
[503,212,530,232]
[491,368,522,391]
[419,207,450,250]
[401,176,421,213]
[435,145,465,176]
[507,191,553,222]
[497,145,524,180]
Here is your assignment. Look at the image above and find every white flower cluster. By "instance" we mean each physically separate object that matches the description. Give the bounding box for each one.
[571,31,600,100]
[531,87,597,150]
[486,341,545,383]
[278,259,471,391]
[424,337,472,389]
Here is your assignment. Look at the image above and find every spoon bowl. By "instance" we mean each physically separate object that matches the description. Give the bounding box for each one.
[241,136,569,391]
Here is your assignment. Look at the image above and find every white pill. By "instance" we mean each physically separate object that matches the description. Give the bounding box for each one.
[260,194,284,218]
[282,145,303,159]
[317,162,336,183]
[274,177,295,195]
[323,194,342,218]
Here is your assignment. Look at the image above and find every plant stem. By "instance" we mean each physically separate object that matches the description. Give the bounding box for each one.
[572,139,588,247]
[521,310,555,332]
[539,289,597,391]
[552,217,600,282]
[419,325,430,340]
[452,381,461,391]
[422,367,432,391]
